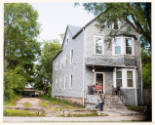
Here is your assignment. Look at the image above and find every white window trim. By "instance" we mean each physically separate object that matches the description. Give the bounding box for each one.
[69,74,72,89]
[126,69,136,89]
[94,36,104,55]
[114,68,136,89]
[66,34,69,45]
[125,37,134,56]
[64,76,66,89]
[70,49,73,64]
[115,69,123,88]
[112,37,135,56]
[112,37,123,56]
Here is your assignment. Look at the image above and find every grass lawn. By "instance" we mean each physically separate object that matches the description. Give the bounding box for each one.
[4,109,46,117]
[127,106,146,113]
[4,95,21,107]
[23,102,32,108]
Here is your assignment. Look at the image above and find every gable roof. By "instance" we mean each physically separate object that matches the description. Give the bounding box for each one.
[52,25,81,61]
[68,25,81,36]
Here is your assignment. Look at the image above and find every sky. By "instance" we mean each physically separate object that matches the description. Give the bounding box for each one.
[31,3,95,43]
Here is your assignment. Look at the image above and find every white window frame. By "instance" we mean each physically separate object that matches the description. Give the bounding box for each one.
[125,37,134,56]
[112,37,134,56]
[94,36,104,55]
[66,34,69,45]
[115,69,123,88]
[64,75,67,89]
[126,69,136,89]
[70,49,73,64]
[69,74,72,89]
[112,37,123,56]
[114,68,136,89]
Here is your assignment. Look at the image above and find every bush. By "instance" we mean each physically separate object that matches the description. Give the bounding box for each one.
[4,67,26,101]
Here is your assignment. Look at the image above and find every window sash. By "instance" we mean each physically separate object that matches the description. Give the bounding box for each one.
[127,71,133,87]
[116,70,122,87]
[125,38,133,55]
[95,37,103,54]
[114,38,121,55]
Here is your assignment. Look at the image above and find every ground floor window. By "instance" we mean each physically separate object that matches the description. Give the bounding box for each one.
[116,70,122,87]
[114,68,136,89]
[127,71,133,87]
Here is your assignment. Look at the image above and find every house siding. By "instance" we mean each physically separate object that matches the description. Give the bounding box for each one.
[52,29,85,100]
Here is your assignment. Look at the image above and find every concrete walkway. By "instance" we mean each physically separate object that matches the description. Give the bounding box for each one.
[4,114,145,122]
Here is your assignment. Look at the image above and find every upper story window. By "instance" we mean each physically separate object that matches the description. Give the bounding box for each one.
[66,34,69,45]
[125,38,133,55]
[127,71,133,87]
[114,38,121,55]
[95,36,104,54]
[113,37,134,56]
[116,70,122,87]
[108,20,121,30]
[70,49,73,64]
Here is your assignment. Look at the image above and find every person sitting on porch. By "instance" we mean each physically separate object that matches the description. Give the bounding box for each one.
[96,82,103,95]
[88,84,96,95]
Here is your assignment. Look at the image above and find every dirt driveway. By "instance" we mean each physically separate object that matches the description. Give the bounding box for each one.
[16,97,42,109]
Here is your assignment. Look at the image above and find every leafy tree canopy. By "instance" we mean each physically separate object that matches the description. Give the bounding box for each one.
[4,3,41,100]
[34,40,61,92]
[75,3,151,46]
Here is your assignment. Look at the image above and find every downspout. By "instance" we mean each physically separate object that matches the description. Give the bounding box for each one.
[82,28,86,106]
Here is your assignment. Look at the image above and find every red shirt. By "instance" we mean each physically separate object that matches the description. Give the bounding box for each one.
[96,85,102,90]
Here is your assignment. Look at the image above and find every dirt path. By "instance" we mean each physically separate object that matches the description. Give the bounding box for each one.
[16,97,42,109]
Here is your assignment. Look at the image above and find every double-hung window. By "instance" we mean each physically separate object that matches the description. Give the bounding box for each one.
[95,36,104,54]
[114,38,121,55]
[125,38,133,55]
[127,71,133,87]
[70,49,73,64]
[116,70,122,87]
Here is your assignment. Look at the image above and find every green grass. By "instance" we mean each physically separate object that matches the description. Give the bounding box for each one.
[39,101,49,108]
[4,95,21,106]
[4,109,45,117]
[39,95,84,108]
[23,102,32,108]
[127,106,146,113]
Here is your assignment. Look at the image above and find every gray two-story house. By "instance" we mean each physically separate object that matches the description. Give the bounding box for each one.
[52,15,143,107]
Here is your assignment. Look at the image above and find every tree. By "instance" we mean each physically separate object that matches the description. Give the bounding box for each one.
[34,40,61,92]
[4,3,41,100]
[76,3,151,46]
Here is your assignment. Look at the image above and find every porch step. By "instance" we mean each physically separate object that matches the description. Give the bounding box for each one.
[104,94,127,111]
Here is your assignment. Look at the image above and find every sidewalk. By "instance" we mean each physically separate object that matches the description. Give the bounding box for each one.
[4,114,145,122]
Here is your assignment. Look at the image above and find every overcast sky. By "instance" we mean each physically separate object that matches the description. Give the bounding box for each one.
[31,3,94,43]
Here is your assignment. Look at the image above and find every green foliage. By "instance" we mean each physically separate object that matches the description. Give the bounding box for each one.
[4,109,45,117]
[4,3,41,101]
[4,95,21,106]
[4,68,26,100]
[34,41,61,91]
[76,3,151,45]
[142,49,151,89]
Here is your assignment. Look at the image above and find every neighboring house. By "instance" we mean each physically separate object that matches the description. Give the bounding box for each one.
[52,15,143,106]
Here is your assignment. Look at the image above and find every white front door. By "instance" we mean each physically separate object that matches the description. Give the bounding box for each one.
[95,72,105,94]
